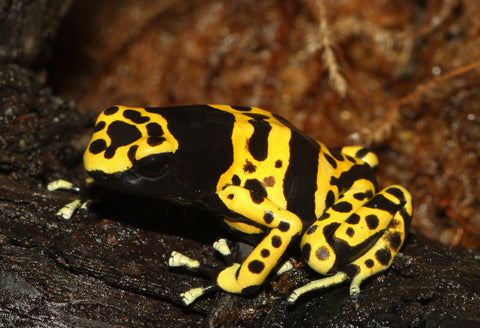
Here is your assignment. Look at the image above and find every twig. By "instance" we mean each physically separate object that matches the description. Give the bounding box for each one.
[395,59,480,108]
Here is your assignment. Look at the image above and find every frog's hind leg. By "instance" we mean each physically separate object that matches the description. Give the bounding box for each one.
[347,185,413,295]
[340,146,378,170]
[290,185,412,303]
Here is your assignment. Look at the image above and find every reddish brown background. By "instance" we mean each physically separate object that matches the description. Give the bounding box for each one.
[50,0,480,249]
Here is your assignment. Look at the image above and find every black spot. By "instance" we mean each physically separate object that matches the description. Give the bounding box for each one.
[306,225,317,235]
[329,148,345,161]
[248,260,265,274]
[346,155,356,163]
[275,160,282,168]
[245,179,267,204]
[375,248,392,266]
[231,105,252,111]
[332,201,353,213]
[93,121,106,132]
[355,147,370,159]
[315,246,330,261]
[250,194,264,204]
[89,139,107,154]
[247,118,271,161]
[243,160,257,173]
[147,136,166,146]
[346,227,355,237]
[353,192,367,201]
[343,264,360,279]
[227,194,234,200]
[232,175,241,185]
[364,194,397,215]
[105,121,142,158]
[388,232,402,250]
[302,243,311,261]
[319,212,330,221]
[146,122,164,136]
[271,235,282,248]
[386,187,405,200]
[323,153,337,169]
[263,211,274,224]
[104,106,119,115]
[323,222,340,239]
[278,221,290,232]
[104,147,116,159]
[325,190,335,209]
[364,259,374,268]
[346,213,361,224]
[123,109,150,124]
[260,249,270,258]
[127,145,138,164]
[365,214,379,230]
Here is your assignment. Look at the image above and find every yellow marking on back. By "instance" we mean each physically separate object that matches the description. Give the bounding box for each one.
[210,105,291,208]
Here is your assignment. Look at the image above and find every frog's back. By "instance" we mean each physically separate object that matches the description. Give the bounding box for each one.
[205,105,323,225]
[150,104,324,222]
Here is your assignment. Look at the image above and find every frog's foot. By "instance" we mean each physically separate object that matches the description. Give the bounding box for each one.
[212,238,234,266]
[168,238,234,305]
[287,272,348,304]
[275,259,295,276]
[48,179,90,219]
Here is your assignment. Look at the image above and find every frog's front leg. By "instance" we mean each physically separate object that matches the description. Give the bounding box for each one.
[214,185,303,294]
[289,185,412,303]
[170,185,303,304]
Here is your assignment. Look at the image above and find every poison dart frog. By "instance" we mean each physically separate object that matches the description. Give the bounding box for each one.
[83,104,413,305]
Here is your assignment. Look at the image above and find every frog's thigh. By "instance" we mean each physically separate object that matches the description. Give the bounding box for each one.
[296,185,412,300]
[217,185,303,291]
[300,178,376,275]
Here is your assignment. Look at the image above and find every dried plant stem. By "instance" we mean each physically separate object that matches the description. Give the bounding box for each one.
[396,59,480,108]
[367,59,480,144]
[317,0,347,97]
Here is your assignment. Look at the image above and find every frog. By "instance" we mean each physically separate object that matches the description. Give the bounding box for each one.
[83,104,413,305]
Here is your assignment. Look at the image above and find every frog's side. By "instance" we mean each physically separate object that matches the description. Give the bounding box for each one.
[84,104,413,304]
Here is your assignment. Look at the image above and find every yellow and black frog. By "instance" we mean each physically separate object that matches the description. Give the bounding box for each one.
[83,104,413,305]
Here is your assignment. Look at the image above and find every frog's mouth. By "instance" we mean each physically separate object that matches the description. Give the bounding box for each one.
[86,160,188,200]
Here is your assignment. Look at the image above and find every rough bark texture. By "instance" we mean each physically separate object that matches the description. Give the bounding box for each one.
[1,1,479,327]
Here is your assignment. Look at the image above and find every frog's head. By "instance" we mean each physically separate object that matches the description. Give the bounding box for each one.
[84,106,184,198]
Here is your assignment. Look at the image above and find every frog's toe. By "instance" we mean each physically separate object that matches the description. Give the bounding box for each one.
[349,283,361,297]
[212,238,234,265]
[180,287,205,305]
[168,251,201,270]
[287,271,348,304]
[169,239,236,305]
[180,285,218,305]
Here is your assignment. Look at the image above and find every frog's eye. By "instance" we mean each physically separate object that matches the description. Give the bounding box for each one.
[135,153,172,178]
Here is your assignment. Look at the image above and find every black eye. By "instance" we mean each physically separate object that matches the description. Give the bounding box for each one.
[135,153,172,178]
